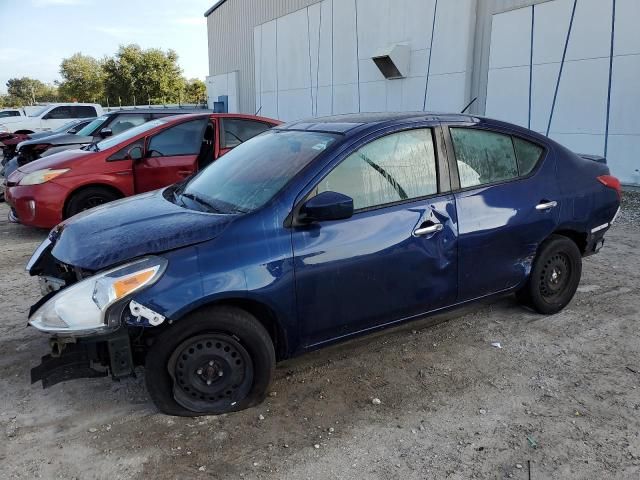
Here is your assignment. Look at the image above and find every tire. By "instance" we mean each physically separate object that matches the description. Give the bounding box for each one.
[516,234,582,314]
[65,187,120,218]
[144,306,275,416]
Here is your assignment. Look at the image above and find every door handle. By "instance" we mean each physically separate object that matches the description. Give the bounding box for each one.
[413,223,444,237]
[535,200,558,211]
[178,170,192,177]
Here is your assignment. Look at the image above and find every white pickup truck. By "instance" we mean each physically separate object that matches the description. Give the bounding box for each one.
[0,108,26,120]
[0,103,102,134]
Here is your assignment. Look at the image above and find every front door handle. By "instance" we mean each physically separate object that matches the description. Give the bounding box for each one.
[178,170,192,177]
[535,200,558,211]
[413,223,444,237]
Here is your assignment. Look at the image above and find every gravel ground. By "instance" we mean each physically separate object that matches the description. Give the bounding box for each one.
[0,194,638,480]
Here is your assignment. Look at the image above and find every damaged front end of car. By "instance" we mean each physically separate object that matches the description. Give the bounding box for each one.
[27,232,169,389]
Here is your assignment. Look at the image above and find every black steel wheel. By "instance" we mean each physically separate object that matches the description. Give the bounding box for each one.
[145,306,275,416]
[539,252,572,301]
[169,334,254,413]
[516,234,582,314]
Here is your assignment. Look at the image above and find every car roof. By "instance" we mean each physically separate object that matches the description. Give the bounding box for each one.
[103,108,213,116]
[278,112,476,134]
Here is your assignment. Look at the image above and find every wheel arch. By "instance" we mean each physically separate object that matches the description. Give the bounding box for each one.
[14,129,34,134]
[172,298,290,361]
[63,183,126,218]
[551,228,588,255]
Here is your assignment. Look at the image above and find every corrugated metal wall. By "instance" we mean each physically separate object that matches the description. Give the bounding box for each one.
[471,0,555,114]
[207,0,322,114]
[206,0,556,116]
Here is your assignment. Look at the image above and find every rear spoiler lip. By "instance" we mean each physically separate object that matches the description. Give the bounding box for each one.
[579,153,607,165]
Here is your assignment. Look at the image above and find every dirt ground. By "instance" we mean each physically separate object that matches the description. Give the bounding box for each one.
[0,193,638,480]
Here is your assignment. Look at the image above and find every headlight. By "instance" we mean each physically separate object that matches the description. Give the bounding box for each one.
[29,256,167,336]
[19,168,70,186]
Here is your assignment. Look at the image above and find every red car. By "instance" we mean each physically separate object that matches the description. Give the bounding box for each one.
[5,113,280,228]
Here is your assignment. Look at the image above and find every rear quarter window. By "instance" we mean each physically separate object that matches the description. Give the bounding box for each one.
[513,137,544,175]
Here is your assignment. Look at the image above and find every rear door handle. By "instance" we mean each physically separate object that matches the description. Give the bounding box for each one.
[178,170,192,177]
[535,200,558,211]
[413,223,444,237]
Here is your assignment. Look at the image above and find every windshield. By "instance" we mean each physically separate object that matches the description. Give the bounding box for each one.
[177,129,340,214]
[75,115,108,136]
[28,106,49,117]
[53,120,82,133]
[95,119,165,151]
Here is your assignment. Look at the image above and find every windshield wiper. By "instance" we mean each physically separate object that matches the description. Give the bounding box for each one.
[181,192,221,213]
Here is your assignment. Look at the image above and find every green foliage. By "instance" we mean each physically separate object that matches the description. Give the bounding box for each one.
[184,78,207,104]
[5,77,59,105]
[103,44,186,105]
[58,53,105,102]
[4,46,205,107]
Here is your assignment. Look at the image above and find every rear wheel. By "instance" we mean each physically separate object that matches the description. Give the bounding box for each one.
[516,235,582,314]
[144,307,275,416]
[65,187,120,218]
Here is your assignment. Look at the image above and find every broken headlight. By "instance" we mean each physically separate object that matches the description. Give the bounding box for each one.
[29,256,167,336]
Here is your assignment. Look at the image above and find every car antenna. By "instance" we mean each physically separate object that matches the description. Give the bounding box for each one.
[461,97,478,114]
[255,105,262,116]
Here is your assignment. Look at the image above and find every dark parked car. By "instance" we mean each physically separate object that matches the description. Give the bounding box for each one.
[1,118,93,163]
[26,113,621,416]
[17,108,212,163]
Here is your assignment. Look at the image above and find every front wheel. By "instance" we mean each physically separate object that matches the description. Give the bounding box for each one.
[144,307,275,416]
[65,186,120,218]
[516,235,582,314]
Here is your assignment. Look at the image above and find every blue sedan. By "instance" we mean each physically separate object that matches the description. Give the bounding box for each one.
[26,113,621,415]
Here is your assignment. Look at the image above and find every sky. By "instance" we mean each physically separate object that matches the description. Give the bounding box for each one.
[0,0,212,94]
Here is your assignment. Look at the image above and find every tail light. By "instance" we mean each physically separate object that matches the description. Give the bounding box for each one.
[597,175,621,199]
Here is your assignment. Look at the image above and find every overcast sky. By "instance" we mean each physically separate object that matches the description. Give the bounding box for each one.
[0,0,212,93]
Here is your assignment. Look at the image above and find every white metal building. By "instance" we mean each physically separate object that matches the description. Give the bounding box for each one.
[205,0,639,185]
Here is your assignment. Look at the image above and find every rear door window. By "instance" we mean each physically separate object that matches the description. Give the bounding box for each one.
[450,128,519,188]
[147,119,207,157]
[221,118,272,148]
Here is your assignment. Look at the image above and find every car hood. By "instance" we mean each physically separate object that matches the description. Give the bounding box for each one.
[49,189,236,271]
[21,133,93,147]
[18,149,93,172]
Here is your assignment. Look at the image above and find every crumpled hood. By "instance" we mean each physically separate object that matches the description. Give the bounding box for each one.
[49,189,236,271]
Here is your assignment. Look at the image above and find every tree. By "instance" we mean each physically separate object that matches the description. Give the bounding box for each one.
[184,78,207,104]
[58,53,104,102]
[103,44,185,105]
[6,77,58,105]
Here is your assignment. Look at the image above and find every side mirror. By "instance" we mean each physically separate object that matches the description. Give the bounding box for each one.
[99,127,112,138]
[298,191,354,223]
[68,128,78,134]
[126,146,143,160]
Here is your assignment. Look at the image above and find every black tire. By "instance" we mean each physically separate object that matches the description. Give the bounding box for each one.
[65,186,120,218]
[144,306,275,416]
[516,234,582,314]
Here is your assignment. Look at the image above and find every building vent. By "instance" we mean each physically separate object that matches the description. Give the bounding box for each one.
[372,44,410,80]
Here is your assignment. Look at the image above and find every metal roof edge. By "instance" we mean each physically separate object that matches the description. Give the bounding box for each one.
[204,0,228,17]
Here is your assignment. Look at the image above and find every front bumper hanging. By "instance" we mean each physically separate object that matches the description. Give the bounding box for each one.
[31,330,135,389]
